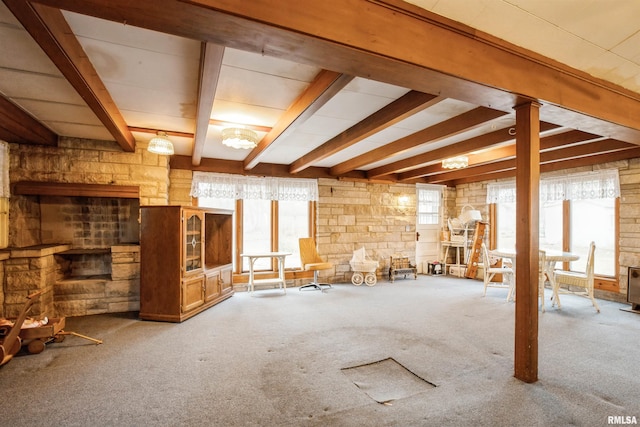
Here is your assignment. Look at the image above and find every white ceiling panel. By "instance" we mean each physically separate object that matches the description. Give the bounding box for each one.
[222,48,320,82]
[342,78,410,99]
[612,30,640,63]
[210,99,284,128]
[392,99,477,131]
[15,99,101,126]
[216,65,309,111]
[259,133,330,164]
[408,0,640,95]
[122,111,194,134]
[107,84,196,125]
[0,26,60,75]
[313,90,397,122]
[293,115,355,139]
[48,122,113,141]
[511,0,640,50]
[78,37,201,91]
[0,69,85,105]
[64,11,200,57]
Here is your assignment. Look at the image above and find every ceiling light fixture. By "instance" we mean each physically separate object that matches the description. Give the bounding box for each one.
[221,127,258,150]
[442,155,469,169]
[147,131,174,155]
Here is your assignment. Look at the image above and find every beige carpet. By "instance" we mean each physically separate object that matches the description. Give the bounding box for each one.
[341,357,436,404]
[1,274,638,426]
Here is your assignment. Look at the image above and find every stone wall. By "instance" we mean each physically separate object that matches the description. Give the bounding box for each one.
[3,134,639,317]
[316,179,416,283]
[1,137,169,318]
[168,168,194,205]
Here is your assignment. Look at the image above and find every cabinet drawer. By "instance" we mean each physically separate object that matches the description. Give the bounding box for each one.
[182,276,204,312]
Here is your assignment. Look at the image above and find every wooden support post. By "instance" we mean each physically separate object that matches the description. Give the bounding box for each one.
[514,101,541,383]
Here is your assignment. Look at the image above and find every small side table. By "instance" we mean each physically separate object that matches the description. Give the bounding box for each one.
[240,252,291,294]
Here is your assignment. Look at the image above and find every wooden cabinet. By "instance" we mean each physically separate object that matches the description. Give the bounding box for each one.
[140,206,234,322]
[204,270,221,303]
[182,276,205,312]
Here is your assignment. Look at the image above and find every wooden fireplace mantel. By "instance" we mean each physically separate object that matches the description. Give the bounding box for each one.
[13,181,139,199]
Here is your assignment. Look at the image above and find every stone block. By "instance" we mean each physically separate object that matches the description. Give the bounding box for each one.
[111,262,140,280]
[109,300,140,313]
[55,300,87,317]
[5,270,46,290]
[29,255,57,269]
[54,279,106,297]
[106,279,140,297]
[86,300,109,315]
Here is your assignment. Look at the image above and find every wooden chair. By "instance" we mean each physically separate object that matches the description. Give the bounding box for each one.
[554,241,599,312]
[481,243,514,301]
[539,250,547,312]
[298,238,333,291]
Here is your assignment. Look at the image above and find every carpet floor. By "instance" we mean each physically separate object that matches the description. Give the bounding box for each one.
[1,275,638,426]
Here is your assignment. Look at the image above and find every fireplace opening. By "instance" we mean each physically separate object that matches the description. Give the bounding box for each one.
[56,248,112,280]
[39,195,140,280]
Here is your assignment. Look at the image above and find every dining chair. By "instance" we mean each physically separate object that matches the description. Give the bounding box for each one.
[554,241,599,312]
[539,250,547,312]
[298,237,333,291]
[481,243,515,301]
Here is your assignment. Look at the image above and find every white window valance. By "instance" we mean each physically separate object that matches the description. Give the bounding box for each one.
[486,169,620,204]
[0,141,9,198]
[190,172,319,202]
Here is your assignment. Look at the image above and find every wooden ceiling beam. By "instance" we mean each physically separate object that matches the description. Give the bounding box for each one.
[243,70,354,170]
[4,0,135,151]
[449,146,640,186]
[29,0,640,143]
[192,42,225,166]
[428,140,637,184]
[0,95,57,145]
[398,128,616,181]
[367,126,515,178]
[331,107,508,176]
[538,129,603,150]
[289,91,442,174]
[369,122,561,179]
[170,155,367,180]
[128,127,194,138]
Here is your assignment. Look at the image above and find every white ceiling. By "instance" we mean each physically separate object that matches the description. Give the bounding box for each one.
[408,0,640,93]
[0,1,639,183]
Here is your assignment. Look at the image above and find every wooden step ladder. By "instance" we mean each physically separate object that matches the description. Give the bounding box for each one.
[465,221,488,279]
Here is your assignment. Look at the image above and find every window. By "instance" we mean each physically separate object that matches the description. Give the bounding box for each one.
[496,200,564,253]
[242,199,272,271]
[540,200,563,254]
[489,169,619,277]
[417,187,440,225]
[570,198,615,275]
[192,172,317,274]
[278,200,309,269]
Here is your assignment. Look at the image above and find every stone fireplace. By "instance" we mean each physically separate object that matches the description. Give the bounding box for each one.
[2,182,141,318]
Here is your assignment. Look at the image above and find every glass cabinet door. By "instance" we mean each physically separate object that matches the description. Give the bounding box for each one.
[183,210,203,273]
